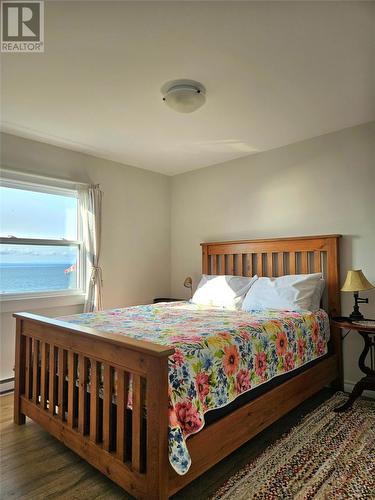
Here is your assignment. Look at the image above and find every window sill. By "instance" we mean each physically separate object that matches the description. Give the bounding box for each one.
[0,292,86,313]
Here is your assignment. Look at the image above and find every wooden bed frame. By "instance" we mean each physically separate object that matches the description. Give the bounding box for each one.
[13,234,342,499]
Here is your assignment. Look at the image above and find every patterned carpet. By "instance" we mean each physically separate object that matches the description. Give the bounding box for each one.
[212,393,375,499]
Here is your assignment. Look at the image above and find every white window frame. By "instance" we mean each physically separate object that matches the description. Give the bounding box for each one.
[0,171,87,306]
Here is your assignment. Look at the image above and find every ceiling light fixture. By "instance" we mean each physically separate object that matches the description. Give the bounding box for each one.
[161,79,206,113]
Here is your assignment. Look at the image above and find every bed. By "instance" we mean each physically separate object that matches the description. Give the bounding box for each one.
[13,235,342,499]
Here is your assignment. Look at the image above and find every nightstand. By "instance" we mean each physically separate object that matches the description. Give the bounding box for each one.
[331,318,375,412]
[153,298,184,304]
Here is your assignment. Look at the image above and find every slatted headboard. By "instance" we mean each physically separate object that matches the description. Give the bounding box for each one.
[201,234,341,317]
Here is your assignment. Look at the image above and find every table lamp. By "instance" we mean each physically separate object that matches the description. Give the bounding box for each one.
[341,269,374,320]
[184,276,193,298]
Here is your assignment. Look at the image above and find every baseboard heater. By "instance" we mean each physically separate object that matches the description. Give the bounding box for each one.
[0,377,15,394]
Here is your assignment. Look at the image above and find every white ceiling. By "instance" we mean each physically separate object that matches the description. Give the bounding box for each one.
[1,1,374,175]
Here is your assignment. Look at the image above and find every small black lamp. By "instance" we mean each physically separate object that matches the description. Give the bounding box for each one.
[184,276,193,299]
[341,269,374,320]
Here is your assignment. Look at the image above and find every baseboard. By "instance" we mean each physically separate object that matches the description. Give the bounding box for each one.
[344,379,374,399]
[0,377,14,394]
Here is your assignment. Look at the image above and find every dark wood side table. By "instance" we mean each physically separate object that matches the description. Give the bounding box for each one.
[331,319,375,412]
[153,298,184,304]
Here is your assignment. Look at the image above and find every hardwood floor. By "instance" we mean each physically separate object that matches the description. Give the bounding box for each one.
[0,389,334,499]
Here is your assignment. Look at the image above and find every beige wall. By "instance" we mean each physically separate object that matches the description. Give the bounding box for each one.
[171,122,375,387]
[0,132,171,382]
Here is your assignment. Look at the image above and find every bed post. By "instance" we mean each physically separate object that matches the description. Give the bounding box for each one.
[14,317,26,425]
[202,243,209,274]
[146,356,170,499]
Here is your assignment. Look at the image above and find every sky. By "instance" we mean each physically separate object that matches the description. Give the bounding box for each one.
[0,186,78,264]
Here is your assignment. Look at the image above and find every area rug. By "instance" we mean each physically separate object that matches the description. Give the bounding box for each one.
[212,393,375,499]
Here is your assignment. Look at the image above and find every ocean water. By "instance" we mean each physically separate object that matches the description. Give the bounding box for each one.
[0,263,77,294]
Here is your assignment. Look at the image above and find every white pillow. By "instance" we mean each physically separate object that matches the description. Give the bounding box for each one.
[192,274,258,310]
[311,279,325,311]
[242,273,323,312]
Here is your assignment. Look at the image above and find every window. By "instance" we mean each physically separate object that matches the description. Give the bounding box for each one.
[0,177,86,298]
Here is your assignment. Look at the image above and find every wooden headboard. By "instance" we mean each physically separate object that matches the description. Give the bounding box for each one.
[201,234,341,317]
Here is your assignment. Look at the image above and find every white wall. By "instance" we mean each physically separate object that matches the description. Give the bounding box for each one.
[171,122,375,386]
[0,132,171,384]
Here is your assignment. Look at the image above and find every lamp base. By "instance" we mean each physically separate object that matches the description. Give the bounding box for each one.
[349,310,365,321]
[349,291,368,321]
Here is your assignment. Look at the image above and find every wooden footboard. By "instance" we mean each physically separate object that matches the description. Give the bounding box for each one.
[14,312,174,500]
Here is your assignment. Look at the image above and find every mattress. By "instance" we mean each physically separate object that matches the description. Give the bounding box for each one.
[60,301,330,475]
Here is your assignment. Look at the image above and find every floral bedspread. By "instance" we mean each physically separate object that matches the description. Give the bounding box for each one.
[59,302,330,475]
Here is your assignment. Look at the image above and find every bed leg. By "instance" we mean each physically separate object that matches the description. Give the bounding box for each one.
[147,477,169,500]
[14,318,26,425]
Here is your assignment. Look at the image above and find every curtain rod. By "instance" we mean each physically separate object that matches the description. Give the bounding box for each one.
[0,167,90,188]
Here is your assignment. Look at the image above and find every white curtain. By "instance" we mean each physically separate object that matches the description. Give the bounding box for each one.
[80,184,103,312]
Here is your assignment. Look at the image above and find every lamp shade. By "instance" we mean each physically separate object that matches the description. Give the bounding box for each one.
[164,85,205,113]
[161,80,206,113]
[341,270,374,292]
